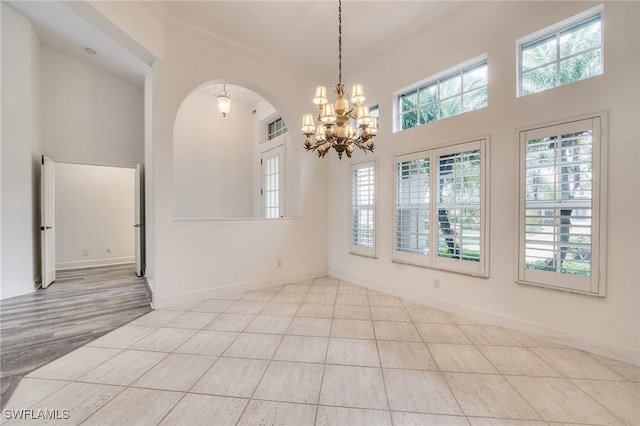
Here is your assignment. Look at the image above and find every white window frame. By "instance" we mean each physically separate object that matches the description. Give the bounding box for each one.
[516,4,604,97]
[516,113,607,296]
[350,159,378,258]
[393,138,489,276]
[261,144,285,218]
[393,54,488,133]
[267,116,288,141]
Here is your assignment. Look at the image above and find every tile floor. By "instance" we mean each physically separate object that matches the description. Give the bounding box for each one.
[4,277,639,425]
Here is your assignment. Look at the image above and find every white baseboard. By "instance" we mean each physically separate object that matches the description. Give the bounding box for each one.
[154,269,328,309]
[329,268,639,366]
[0,280,41,300]
[56,257,135,270]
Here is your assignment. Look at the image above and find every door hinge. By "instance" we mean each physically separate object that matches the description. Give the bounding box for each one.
[41,155,44,165]
[260,189,263,195]
[260,159,263,165]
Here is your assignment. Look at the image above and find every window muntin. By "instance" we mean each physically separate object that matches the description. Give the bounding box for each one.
[393,139,488,275]
[263,155,280,218]
[351,161,377,257]
[399,60,488,131]
[519,10,602,96]
[267,117,288,141]
[518,116,605,296]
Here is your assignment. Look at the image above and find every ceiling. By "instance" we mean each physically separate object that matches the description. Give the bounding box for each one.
[7,1,467,86]
[162,1,466,80]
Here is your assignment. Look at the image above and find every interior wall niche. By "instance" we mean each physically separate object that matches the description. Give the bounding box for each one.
[173,82,299,219]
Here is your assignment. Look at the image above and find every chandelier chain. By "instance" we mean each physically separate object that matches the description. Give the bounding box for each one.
[338,0,342,84]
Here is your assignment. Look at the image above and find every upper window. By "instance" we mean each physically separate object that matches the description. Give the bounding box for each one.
[518,6,603,97]
[518,115,606,296]
[267,117,288,141]
[394,139,489,276]
[397,57,488,131]
[351,160,377,257]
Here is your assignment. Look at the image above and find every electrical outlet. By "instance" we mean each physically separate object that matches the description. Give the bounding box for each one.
[433,278,440,289]
[82,249,90,257]
[106,247,112,253]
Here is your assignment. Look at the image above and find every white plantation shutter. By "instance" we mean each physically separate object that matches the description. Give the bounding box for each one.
[351,161,377,257]
[518,116,606,296]
[394,152,431,266]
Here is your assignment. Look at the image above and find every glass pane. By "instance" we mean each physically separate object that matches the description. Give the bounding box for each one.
[419,105,438,125]
[402,111,418,130]
[462,87,488,112]
[559,50,602,85]
[522,35,557,71]
[463,63,488,91]
[439,97,461,119]
[419,84,438,105]
[560,16,601,58]
[522,63,557,95]
[439,74,461,98]
[401,91,418,112]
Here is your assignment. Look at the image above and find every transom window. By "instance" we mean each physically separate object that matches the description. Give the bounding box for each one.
[398,57,488,131]
[518,115,606,296]
[351,161,377,257]
[394,139,488,276]
[518,6,603,96]
[267,117,287,141]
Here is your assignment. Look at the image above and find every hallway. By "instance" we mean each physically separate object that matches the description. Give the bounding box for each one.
[0,264,151,406]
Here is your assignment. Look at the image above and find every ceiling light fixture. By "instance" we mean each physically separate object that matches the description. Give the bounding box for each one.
[217,84,231,118]
[301,0,377,159]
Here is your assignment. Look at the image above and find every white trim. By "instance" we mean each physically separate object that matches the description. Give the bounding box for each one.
[154,269,327,309]
[56,258,136,271]
[0,281,41,300]
[328,268,638,365]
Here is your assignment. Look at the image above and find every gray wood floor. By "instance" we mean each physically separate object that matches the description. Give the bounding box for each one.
[0,264,151,407]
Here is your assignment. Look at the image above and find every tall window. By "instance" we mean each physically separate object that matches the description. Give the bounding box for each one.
[267,117,287,141]
[518,6,603,96]
[351,161,377,257]
[397,57,488,131]
[262,145,285,218]
[394,139,488,276]
[518,115,606,296]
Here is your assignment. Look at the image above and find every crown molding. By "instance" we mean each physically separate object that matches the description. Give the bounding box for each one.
[142,0,168,22]
[344,1,471,76]
[165,16,326,84]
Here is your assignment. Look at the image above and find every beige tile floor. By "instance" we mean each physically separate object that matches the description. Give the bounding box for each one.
[4,277,639,425]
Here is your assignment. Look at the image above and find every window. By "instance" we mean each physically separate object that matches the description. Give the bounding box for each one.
[370,105,379,129]
[262,145,285,218]
[518,5,603,96]
[267,117,287,141]
[518,115,606,296]
[351,161,377,257]
[398,57,488,131]
[394,139,488,276]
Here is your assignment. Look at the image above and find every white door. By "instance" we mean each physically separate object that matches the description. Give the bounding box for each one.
[261,144,285,218]
[41,155,56,288]
[134,164,144,277]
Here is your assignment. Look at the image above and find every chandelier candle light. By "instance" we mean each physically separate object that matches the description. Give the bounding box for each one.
[301,0,377,159]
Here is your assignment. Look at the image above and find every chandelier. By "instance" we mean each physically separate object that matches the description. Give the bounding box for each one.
[301,0,377,160]
[217,84,231,118]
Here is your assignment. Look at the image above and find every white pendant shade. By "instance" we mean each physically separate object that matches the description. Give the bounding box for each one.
[217,85,231,117]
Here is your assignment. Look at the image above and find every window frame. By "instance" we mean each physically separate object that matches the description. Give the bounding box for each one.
[393,54,488,133]
[267,116,288,141]
[261,144,285,219]
[350,159,378,258]
[516,113,607,296]
[393,138,490,277]
[516,4,604,97]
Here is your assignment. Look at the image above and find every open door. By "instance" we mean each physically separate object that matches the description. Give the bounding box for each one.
[134,164,145,277]
[41,155,56,288]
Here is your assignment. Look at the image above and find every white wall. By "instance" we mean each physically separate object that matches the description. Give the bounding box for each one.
[174,90,254,218]
[151,25,329,307]
[42,47,144,167]
[55,163,135,270]
[0,3,42,299]
[327,1,640,363]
